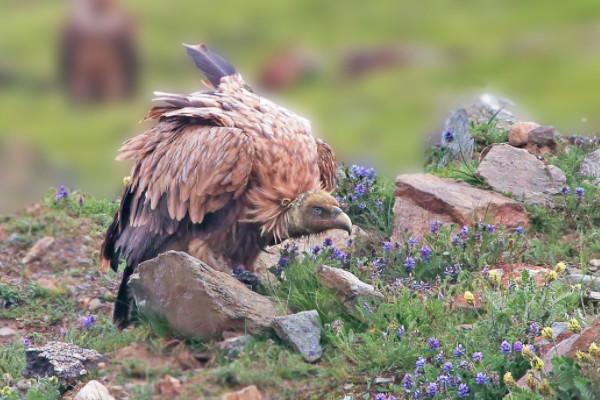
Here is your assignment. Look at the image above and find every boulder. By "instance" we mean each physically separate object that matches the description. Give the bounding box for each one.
[315,265,383,313]
[475,144,566,205]
[392,173,528,238]
[508,122,539,147]
[579,149,600,180]
[74,380,115,400]
[22,342,107,386]
[273,310,322,362]
[129,251,283,339]
[528,126,557,147]
[222,385,263,400]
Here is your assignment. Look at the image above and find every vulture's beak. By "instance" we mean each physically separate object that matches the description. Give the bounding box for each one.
[332,206,352,235]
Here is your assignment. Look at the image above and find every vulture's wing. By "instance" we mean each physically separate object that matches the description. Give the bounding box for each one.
[118,123,254,228]
[316,138,337,192]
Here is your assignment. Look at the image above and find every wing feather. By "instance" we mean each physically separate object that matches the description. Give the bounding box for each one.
[316,138,337,192]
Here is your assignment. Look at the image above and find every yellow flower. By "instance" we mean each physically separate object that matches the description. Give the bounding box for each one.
[488,270,502,284]
[49,376,58,384]
[536,379,555,396]
[546,270,558,282]
[522,345,535,360]
[464,291,475,305]
[531,357,545,371]
[368,328,377,334]
[568,318,582,334]
[572,283,582,291]
[576,350,593,363]
[1,386,12,395]
[590,342,600,357]
[541,327,555,341]
[526,373,536,389]
[555,262,567,273]
[123,176,131,186]
[503,372,516,386]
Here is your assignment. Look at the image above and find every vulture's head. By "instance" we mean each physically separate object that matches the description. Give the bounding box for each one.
[286,190,352,237]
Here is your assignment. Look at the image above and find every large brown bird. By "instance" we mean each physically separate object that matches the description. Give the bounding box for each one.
[102,44,352,328]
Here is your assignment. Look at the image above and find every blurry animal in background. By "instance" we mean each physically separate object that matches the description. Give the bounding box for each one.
[258,45,318,91]
[59,0,138,103]
[102,43,351,328]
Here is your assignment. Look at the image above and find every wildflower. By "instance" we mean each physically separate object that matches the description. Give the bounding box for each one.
[536,379,555,396]
[486,224,496,234]
[404,256,416,272]
[513,341,523,353]
[359,203,366,210]
[464,291,475,305]
[354,184,366,197]
[363,302,373,313]
[526,373,536,389]
[472,352,483,362]
[346,238,354,247]
[531,357,545,371]
[278,257,289,267]
[23,338,32,347]
[81,315,97,330]
[420,245,433,262]
[54,185,69,201]
[397,325,406,339]
[59,327,67,335]
[576,350,593,363]
[590,342,600,357]
[312,245,321,254]
[475,372,488,385]
[515,226,524,235]
[454,344,465,357]
[460,226,470,238]
[452,234,461,246]
[500,340,511,355]
[415,356,427,371]
[458,383,469,398]
[561,186,571,194]
[541,327,555,341]
[414,389,423,399]
[430,220,442,233]
[503,372,516,387]
[444,264,462,279]
[375,199,383,210]
[383,242,393,252]
[568,318,582,334]
[49,376,58,384]
[458,360,471,370]
[375,394,386,400]
[555,262,567,273]
[434,351,445,363]
[443,361,453,373]
[426,382,438,397]
[488,270,501,284]
[437,374,451,387]
[546,270,558,282]
[529,323,540,337]
[444,130,454,142]
[575,187,585,197]
[408,236,419,247]
[123,176,131,186]
[402,373,414,390]
[1,386,12,396]
[323,238,333,247]
[522,345,536,360]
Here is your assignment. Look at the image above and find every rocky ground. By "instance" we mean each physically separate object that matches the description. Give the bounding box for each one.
[2,95,600,400]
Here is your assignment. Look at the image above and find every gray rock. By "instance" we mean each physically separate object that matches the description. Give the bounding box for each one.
[373,376,395,384]
[315,265,382,314]
[21,236,55,264]
[476,144,566,205]
[587,292,600,301]
[439,94,519,166]
[579,149,600,180]
[74,380,115,400]
[217,335,251,361]
[528,126,557,147]
[568,274,600,290]
[22,342,107,385]
[129,251,283,339]
[273,310,322,362]
[0,327,18,337]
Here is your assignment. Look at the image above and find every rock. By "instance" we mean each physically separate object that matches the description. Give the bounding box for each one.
[438,94,519,166]
[21,236,55,264]
[315,265,382,313]
[222,385,263,400]
[88,298,102,311]
[475,144,566,205]
[0,327,18,337]
[129,251,283,339]
[36,277,59,292]
[74,380,115,400]
[588,259,600,273]
[217,335,251,360]
[567,274,600,290]
[373,376,395,384]
[528,126,557,147]
[155,375,182,398]
[392,173,528,238]
[508,122,539,147]
[273,310,322,362]
[579,149,600,180]
[22,342,107,385]
[490,264,553,287]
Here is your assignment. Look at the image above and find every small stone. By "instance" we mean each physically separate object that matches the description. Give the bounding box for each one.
[21,237,55,264]
[155,375,182,398]
[528,126,557,147]
[509,122,539,147]
[74,380,115,400]
[217,335,251,360]
[586,292,600,301]
[88,298,102,311]
[373,376,395,384]
[222,385,263,400]
[579,149,600,181]
[273,310,322,362]
[0,327,18,337]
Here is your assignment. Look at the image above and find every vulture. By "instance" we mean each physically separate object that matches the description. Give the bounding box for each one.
[102,44,352,328]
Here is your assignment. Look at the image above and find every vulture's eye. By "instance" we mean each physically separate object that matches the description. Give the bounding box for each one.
[312,206,323,216]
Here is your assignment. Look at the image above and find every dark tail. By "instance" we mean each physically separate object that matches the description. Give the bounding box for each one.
[114,262,136,329]
[183,43,236,88]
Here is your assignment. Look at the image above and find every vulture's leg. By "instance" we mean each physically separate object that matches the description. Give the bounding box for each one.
[114,262,136,329]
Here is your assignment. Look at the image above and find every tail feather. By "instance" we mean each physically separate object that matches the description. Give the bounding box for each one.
[184,43,236,88]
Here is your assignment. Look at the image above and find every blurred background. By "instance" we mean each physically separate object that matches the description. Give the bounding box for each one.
[2,0,600,212]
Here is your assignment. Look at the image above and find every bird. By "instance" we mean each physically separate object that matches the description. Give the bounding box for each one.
[101,43,352,328]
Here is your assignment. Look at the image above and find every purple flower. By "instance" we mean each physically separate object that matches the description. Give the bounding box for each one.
[397,325,406,339]
[454,344,465,357]
[81,315,97,330]
[323,238,333,247]
[426,382,438,397]
[420,246,432,263]
[460,226,470,238]
[472,352,483,362]
[529,323,540,337]
[23,338,32,347]
[434,351,445,363]
[346,238,354,247]
[444,264,462,279]
[513,341,523,353]
[459,360,471,370]
[475,372,488,385]
[383,242,393,252]
[437,374,451,387]
[428,337,440,351]
[458,383,469,397]
[500,340,511,355]
[278,257,289,267]
[375,394,386,400]
[430,220,443,233]
[561,186,571,194]
[408,236,420,247]
[444,130,454,142]
[416,356,427,371]
[486,224,496,234]
[54,185,69,201]
[515,226,524,235]
[354,184,366,197]
[312,245,321,254]
[403,373,414,390]
[358,203,366,210]
[59,327,68,335]
[233,265,245,275]
[528,344,536,354]
[481,267,490,280]
[575,187,585,197]
[443,361,453,373]
[404,257,416,272]
[452,235,461,246]
[414,389,423,399]
[375,199,384,210]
